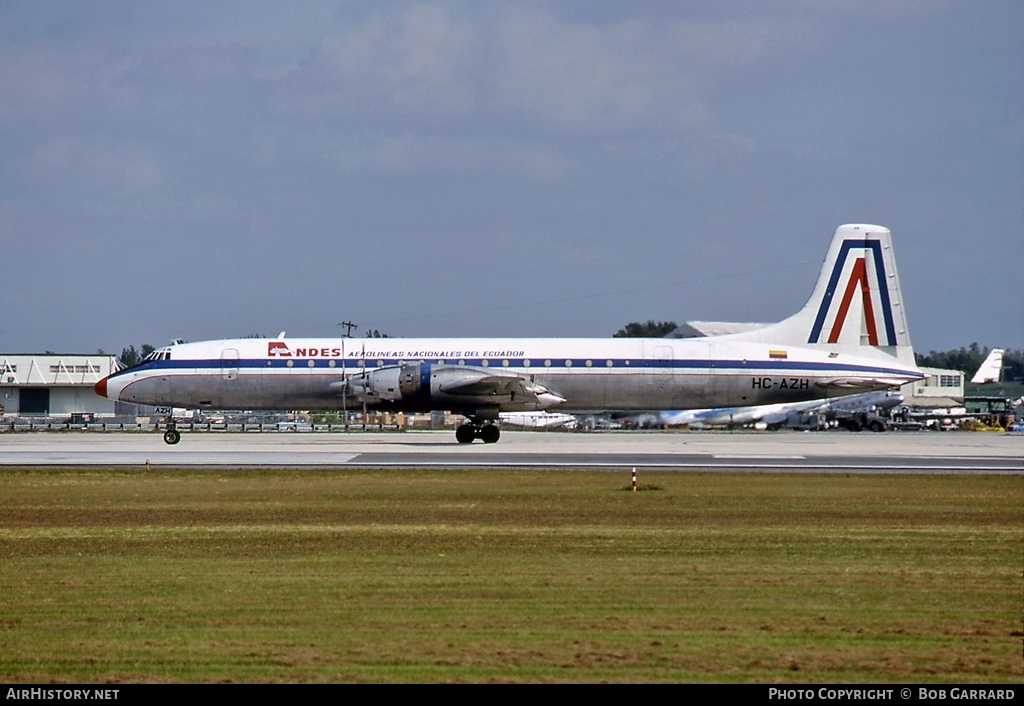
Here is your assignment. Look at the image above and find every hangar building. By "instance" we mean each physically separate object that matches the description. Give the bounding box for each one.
[0,354,119,418]
[900,366,965,410]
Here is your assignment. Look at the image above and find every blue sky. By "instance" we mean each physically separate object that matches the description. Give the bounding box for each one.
[2,1,1021,356]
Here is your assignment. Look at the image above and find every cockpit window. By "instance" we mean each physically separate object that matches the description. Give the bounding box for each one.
[142,348,172,363]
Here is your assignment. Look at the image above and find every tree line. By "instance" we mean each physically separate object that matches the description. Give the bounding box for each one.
[915,344,1022,382]
[613,320,679,338]
[117,344,155,368]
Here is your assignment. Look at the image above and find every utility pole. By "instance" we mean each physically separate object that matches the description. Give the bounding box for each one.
[338,322,358,431]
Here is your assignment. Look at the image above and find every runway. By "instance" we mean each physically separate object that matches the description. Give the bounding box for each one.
[1,429,1020,474]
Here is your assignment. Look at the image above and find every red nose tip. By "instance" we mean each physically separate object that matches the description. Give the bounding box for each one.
[94,377,108,398]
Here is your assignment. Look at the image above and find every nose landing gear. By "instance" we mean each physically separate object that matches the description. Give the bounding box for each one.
[163,420,181,445]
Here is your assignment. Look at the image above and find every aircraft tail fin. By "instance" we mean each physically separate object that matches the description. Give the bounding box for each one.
[970,348,1004,384]
[734,224,916,367]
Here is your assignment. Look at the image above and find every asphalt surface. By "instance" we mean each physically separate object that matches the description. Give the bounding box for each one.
[1,429,1020,474]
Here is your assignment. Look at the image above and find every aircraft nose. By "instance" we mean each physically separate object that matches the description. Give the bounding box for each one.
[94,377,108,399]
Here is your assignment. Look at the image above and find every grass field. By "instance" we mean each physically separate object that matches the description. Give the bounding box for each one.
[0,467,1020,683]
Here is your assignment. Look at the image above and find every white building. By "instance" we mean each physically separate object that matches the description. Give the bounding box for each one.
[899,366,964,411]
[0,354,119,417]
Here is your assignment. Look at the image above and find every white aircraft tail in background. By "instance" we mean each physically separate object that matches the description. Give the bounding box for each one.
[970,348,1004,384]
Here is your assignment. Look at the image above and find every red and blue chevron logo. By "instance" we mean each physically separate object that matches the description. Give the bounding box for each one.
[809,239,897,346]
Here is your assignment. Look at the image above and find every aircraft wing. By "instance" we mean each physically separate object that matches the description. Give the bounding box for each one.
[438,371,523,396]
[815,377,911,390]
[434,366,566,409]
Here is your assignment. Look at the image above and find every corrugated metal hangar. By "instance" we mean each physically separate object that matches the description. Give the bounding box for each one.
[0,354,119,418]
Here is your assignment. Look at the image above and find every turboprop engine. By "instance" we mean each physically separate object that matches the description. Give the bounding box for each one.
[338,362,564,412]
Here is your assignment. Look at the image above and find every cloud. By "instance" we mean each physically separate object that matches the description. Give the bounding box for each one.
[302,5,480,119]
[1,2,1020,352]
[490,11,820,135]
[276,5,822,137]
[321,133,567,180]
[0,43,105,128]
[0,4,829,183]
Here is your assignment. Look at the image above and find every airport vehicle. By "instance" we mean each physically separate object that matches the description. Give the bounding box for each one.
[94,224,925,444]
[825,390,905,431]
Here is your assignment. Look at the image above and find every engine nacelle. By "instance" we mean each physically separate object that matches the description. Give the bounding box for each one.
[346,363,426,404]
[339,362,564,413]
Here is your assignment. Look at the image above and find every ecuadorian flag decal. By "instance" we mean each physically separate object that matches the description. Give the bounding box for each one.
[808,238,898,347]
[769,349,788,359]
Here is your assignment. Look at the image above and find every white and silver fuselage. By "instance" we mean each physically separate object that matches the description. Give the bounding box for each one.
[97,336,924,415]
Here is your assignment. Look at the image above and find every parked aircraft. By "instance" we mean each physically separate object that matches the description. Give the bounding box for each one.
[94,224,925,444]
[658,390,904,430]
[499,411,579,429]
[970,348,1004,384]
[659,400,820,429]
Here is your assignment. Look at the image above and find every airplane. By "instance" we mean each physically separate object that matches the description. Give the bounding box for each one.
[499,411,579,429]
[970,348,1004,384]
[94,224,926,445]
[659,400,821,429]
[824,389,905,415]
[658,390,904,430]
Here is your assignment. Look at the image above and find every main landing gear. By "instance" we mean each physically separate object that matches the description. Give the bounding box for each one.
[455,421,500,444]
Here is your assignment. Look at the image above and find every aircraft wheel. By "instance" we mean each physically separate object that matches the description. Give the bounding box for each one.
[480,425,500,444]
[455,424,476,444]
[163,429,181,445]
